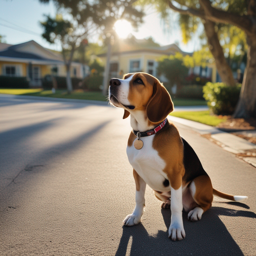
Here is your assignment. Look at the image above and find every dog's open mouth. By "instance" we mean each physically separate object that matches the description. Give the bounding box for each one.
[110,95,135,110]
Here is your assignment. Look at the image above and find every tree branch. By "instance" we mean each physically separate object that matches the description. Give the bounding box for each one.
[199,0,253,35]
[167,0,206,19]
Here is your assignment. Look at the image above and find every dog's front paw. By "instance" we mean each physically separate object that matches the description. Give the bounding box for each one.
[123,214,141,226]
[168,223,186,241]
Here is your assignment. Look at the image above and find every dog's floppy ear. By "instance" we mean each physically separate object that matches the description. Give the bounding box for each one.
[146,79,174,124]
[123,109,130,119]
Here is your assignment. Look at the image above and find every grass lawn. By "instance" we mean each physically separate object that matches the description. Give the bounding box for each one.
[0,89,207,106]
[0,89,108,102]
[0,89,42,95]
[170,110,226,126]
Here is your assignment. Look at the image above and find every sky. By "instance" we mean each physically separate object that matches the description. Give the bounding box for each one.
[0,0,200,52]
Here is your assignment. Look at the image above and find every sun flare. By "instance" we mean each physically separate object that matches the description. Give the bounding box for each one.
[114,20,132,38]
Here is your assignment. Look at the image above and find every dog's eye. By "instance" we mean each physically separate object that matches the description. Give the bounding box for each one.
[134,78,144,85]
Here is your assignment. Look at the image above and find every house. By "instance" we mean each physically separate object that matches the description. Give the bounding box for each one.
[98,43,186,81]
[97,40,217,84]
[0,40,89,87]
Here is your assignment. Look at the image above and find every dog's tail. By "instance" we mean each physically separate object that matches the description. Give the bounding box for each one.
[213,188,248,202]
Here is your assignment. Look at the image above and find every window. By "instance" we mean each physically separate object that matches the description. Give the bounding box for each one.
[73,67,77,77]
[5,66,16,76]
[110,62,119,77]
[147,60,155,76]
[129,60,141,72]
[51,66,58,75]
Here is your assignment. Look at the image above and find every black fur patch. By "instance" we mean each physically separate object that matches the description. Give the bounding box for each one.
[163,179,169,187]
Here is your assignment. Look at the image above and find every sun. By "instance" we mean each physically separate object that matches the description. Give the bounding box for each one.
[114,20,132,38]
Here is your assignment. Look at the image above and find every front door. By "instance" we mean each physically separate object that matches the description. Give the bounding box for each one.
[27,65,42,87]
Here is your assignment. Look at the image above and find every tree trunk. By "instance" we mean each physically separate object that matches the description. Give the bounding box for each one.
[203,20,236,86]
[233,35,256,118]
[66,65,73,93]
[102,41,112,96]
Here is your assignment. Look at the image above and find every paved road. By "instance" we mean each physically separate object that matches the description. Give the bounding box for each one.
[0,96,255,256]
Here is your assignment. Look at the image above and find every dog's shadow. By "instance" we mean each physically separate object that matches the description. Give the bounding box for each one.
[115,204,256,256]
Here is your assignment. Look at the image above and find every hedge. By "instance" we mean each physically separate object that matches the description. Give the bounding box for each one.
[42,75,83,90]
[203,82,241,115]
[175,85,203,99]
[0,76,29,88]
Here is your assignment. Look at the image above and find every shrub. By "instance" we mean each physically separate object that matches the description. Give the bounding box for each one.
[42,75,83,90]
[86,73,103,91]
[203,82,241,115]
[176,85,203,99]
[0,76,29,88]
[84,59,104,91]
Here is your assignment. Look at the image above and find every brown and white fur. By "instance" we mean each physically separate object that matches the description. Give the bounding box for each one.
[108,72,247,241]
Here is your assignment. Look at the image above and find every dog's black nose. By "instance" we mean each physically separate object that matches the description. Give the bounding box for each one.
[110,78,121,87]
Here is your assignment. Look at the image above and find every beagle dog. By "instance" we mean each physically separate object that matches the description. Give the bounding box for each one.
[108,72,247,241]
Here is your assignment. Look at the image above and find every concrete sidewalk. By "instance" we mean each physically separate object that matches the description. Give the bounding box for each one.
[169,116,256,168]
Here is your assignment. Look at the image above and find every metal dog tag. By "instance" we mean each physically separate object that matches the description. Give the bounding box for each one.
[134,132,144,150]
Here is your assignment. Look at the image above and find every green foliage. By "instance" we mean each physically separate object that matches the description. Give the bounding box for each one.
[203,82,241,115]
[41,15,72,45]
[0,76,29,88]
[179,14,199,44]
[85,60,104,91]
[157,52,189,89]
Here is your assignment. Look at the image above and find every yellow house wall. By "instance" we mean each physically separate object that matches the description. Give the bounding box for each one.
[0,61,27,76]
[106,52,163,74]
[0,61,83,79]
[41,65,50,77]
[100,53,217,82]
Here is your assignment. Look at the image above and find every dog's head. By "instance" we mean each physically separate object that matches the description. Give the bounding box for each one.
[109,72,174,124]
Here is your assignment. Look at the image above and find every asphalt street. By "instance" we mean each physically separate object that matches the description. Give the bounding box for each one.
[0,96,255,256]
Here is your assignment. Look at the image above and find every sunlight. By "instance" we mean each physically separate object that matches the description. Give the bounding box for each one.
[114,19,132,38]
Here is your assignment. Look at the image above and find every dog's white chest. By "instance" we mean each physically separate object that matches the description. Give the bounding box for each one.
[126,135,168,191]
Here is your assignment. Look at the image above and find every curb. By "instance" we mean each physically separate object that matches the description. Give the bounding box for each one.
[168,115,256,168]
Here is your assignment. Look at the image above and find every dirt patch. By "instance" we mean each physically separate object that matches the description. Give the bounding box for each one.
[216,116,256,145]
[217,117,256,130]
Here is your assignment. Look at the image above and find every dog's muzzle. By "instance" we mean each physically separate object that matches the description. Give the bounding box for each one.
[109,78,135,110]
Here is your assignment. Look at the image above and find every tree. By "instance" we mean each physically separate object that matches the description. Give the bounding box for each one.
[166,0,256,118]
[137,0,237,86]
[197,0,255,118]
[40,8,97,93]
[157,53,189,91]
[139,0,256,118]
[41,0,144,95]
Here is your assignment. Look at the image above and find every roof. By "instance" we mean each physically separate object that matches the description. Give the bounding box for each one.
[97,43,192,57]
[0,43,12,52]
[0,40,64,64]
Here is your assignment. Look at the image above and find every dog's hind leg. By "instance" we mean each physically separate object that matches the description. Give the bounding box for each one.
[188,175,213,221]
[153,190,171,209]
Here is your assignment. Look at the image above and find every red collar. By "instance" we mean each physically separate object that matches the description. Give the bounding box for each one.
[133,118,168,137]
